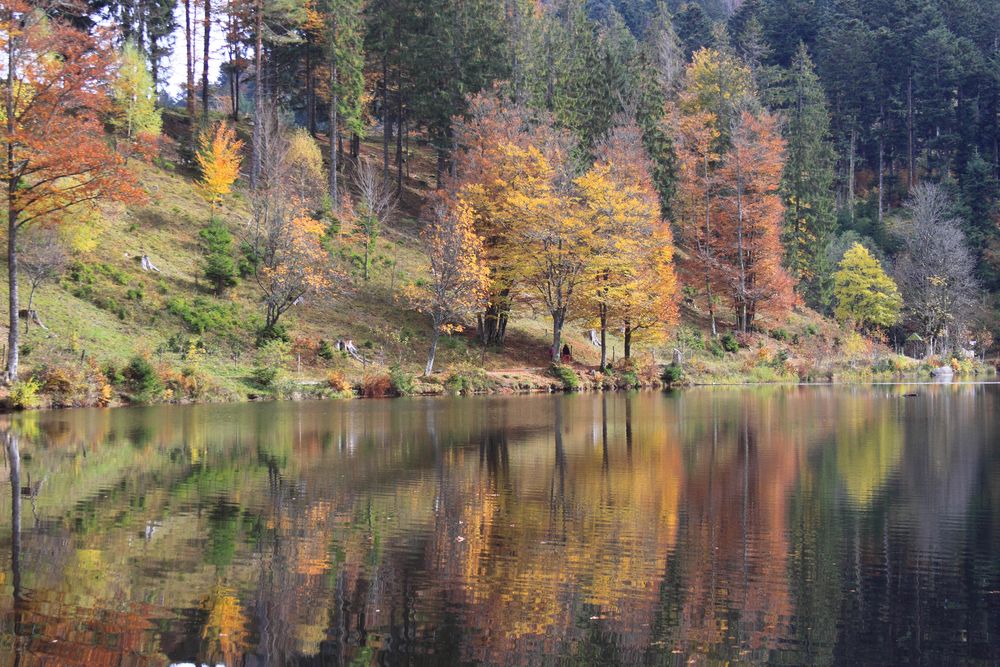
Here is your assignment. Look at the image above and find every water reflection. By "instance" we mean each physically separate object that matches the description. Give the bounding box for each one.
[0,385,995,665]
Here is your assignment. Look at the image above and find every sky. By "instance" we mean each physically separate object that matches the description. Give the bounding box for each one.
[163,3,224,100]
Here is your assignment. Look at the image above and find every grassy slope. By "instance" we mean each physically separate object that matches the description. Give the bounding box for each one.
[0,131,611,401]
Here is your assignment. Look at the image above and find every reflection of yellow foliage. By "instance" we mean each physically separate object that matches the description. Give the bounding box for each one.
[836,402,902,504]
[202,584,249,661]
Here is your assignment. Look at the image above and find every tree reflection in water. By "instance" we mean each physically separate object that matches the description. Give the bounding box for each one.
[0,385,994,665]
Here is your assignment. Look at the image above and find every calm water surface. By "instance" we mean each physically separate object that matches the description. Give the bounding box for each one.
[0,384,998,665]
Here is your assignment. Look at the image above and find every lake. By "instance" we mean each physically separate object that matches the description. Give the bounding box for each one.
[0,384,997,665]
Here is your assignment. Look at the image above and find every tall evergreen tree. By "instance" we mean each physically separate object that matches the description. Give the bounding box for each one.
[768,44,837,309]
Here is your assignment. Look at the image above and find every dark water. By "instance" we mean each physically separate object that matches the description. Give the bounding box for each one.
[0,384,998,666]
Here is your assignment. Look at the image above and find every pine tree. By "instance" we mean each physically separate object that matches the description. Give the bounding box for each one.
[200,218,238,295]
[769,44,836,308]
[318,0,364,204]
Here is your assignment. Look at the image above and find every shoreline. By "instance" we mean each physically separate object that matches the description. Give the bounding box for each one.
[5,364,996,414]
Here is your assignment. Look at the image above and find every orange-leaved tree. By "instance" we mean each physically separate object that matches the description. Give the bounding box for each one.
[673,105,723,336]
[406,202,489,376]
[716,111,793,332]
[1,1,143,380]
[196,121,244,216]
[256,214,332,333]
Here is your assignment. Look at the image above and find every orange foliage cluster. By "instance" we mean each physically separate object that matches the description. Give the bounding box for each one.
[673,49,795,333]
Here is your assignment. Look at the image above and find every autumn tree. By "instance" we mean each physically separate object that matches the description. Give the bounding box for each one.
[617,230,679,359]
[1,2,142,380]
[407,203,489,376]
[502,148,596,363]
[195,122,242,295]
[111,40,162,147]
[244,107,334,339]
[589,118,679,363]
[196,121,244,216]
[18,227,67,331]
[673,103,729,336]
[352,155,395,281]
[284,128,325,212]
[717,110,793,332]
[832,242,901,330]
[447,91,574,348]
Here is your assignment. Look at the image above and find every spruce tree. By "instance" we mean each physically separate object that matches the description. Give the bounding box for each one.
[769,44,837,309]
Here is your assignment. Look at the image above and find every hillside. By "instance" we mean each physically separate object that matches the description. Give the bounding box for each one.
[1,115,989,411]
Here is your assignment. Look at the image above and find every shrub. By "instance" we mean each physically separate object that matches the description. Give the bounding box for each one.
[552,364,580,391]
[123,356,163,403]
[255,322,289,346]
[317,339,335,360]
[9,377,41,410]
[159,364,208,400]
[389,364,415,395]
[250,366,279,388]
[676,327,705,352]
[748,365,782,383]
[445,369,492,394]
[361,374,393,398]
[327,371,353,394]
[619,370,640,388]
[770,328,789,342]
[167,297,239,335]
[720,332,739,353]
[769,349,790,369]
[40,365,86,405]
[707,340,725,358]
[661,363,684,386]
[251,339,290,390]
[871,357,902,374]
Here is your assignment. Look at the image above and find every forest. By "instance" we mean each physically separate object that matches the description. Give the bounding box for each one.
[0,0,997,406]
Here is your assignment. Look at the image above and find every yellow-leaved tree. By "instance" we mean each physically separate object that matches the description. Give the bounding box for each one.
[197,122,244,216]
[833,242,901,331]
[406,203,489,375]
[196,122,244,294]
[584,118,679,365]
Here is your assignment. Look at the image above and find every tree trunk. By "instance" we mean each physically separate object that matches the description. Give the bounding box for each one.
[734,139,748,333]
[184,0,196,120]
[599,303,607,368]
[424,329,440,376]
[877,111,884,234]
[395,98,404,192]
[5,23,17,382]
[624,325,632,360]
[551,309,565,363]
[706,278,717,337]
[848,125,856,225]
[479,292,510,347]
[306,45,316,136]
[381,55,390,181]
[6,216,18,382]
[907,72,914,189]
[202,0,211,118]
[251,0,263,186]
[329,63,338,204]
